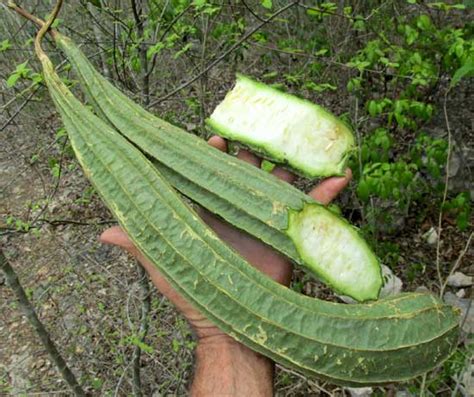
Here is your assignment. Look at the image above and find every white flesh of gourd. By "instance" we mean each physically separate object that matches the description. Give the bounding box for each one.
[287,204,381,301]
[208,75,355,177]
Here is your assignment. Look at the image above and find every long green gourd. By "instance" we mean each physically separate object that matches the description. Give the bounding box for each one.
[55,33,381,302]
[35,10,460,386]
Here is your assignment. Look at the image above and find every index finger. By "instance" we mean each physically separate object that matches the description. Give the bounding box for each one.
[207,136,351,203]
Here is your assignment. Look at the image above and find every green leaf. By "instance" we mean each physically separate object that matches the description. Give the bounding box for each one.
[261,159,276,172]
[357,179,370,202]
[146,41,165,59]
[128,335,154,354]
[304,82,337,92]
[261,0,273,9]
[6,73,20,88]
[51,18,63,28]
[172,339,181,352]
[456,212,469,231]
[416,15,431,30]
[0,39,12,52]
[174,43,193,59]
[368,100,378,117]
[50,163,61,179]
[15,60,30,74]
[262,71,278,79]
[464,0,474,9]
[450,58,474,88]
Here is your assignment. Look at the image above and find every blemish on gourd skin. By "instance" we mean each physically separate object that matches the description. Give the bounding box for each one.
[277,347,288,355]
[271,201,286,215]
[255,325,267,344]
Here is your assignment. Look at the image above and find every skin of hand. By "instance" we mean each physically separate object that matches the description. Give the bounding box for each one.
[100,136,352,396]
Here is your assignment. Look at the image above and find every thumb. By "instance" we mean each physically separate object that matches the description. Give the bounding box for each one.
[100,226,136,253]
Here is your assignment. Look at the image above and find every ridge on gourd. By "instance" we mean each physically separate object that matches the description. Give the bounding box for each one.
[207,74,355,178]
[38,40,460,387]
[54,33,381,302]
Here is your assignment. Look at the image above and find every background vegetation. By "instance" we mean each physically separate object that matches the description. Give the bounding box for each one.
[1,0,472,395]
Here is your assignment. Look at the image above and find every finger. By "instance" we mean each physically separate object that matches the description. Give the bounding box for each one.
[207,135,227,152]
[100,226,135,252]
[308,168,352,205]
[237,148,261,167]
[271,166,296,183]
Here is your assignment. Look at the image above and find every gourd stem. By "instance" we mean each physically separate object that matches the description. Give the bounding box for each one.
[34,0,63,61]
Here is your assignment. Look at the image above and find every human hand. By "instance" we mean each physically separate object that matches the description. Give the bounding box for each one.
[100,136,351,395]
[100,136,352,341]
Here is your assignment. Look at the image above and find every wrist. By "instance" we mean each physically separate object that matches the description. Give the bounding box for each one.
[192,335,274,396]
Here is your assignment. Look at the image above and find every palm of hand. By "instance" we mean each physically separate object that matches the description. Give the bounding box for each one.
[100,136,351,341]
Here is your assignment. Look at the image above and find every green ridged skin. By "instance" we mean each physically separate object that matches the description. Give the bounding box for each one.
[55,34,380,302]
[39,54,460,387]
[207,74,355,178]
[153,160,299,260]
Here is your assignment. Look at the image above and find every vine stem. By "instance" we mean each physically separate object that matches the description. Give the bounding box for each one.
[33,0,63,60]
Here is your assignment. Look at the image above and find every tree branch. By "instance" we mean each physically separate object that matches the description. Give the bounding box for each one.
[147,1,300,108]
[0,249,86,397]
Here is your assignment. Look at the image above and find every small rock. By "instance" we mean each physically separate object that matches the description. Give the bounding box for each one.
[422,227,438,245]
[448,151,461,178]
[346,387,373,397]
[185,122,197,131]
[456,289,466,298]
[339,266,403,303]
[98,288,107,296]
[338,294,356,304]
[462,362,474,396]
[447,272,473,287]
[444,292,474,333]
[415,286,430,293]
[379,265,403,298]
[395,391,413,397]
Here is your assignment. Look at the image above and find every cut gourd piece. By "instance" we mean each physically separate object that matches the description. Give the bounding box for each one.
[207,74,355,178]
[287,204,381,301]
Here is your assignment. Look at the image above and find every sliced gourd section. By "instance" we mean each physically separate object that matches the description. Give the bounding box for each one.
[287,204,381,301]
[207,74,355,178]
